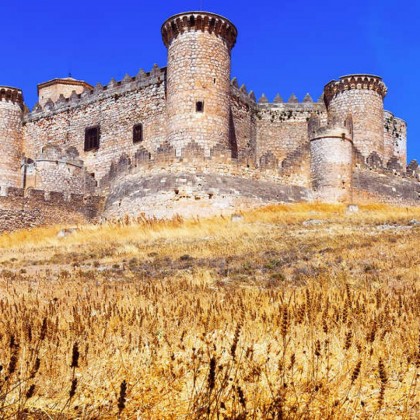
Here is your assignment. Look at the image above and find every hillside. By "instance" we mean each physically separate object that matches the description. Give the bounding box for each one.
[0,204,419,418]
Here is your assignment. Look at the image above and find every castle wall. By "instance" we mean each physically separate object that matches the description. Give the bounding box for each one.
[255,102,327,168]
[104,166,312,220]
[353,168,420,205]
[229,86,257,165]
[0,88,23,190]
[384,111,407,169]
[0,187,103,233]
[28,160,97,194]
[23,69,167,184]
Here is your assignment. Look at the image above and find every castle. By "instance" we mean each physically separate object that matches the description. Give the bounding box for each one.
[0,11,419,231]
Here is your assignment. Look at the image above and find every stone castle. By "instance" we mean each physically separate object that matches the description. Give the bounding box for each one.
[1,11,419,231]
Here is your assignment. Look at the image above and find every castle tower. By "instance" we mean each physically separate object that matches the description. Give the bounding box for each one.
[310,125,353,203]
[162,12,238,158]
[324,75,387,163]
[0,87,24,191]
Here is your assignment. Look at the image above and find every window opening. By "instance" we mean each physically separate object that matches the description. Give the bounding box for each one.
[196,101,204,113]
[133,123,143,143]
[84,126,100,151]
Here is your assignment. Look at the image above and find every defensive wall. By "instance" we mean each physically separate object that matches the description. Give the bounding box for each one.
[0,187,104,233]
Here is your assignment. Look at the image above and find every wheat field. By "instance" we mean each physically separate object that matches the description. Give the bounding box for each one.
[0,204,419,419]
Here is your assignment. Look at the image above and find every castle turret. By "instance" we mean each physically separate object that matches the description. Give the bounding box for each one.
[310,124,353,203]
[37,78,93,107]
[0,86,24,191]
[162,12,237,158]
[324,75,387,164]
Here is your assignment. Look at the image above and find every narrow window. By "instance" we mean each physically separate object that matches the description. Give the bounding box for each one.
[133,123,143,143]
[196,101,204,113]
[84,126,100,151]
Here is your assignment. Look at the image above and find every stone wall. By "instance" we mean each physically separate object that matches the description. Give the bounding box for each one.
[0,187,103,233]
[384,111,407,169]
[27,160,97,194]
[23,66,167,183]
[256,96,327,183]
[229,83,257,165]
[104,168,312,219]
[353,168,420,205]
[24,144,97,194]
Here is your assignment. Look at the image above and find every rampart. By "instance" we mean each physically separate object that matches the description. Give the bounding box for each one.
[0,187,104,233]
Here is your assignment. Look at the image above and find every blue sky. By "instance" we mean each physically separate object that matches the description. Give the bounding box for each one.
[1,0,419,161]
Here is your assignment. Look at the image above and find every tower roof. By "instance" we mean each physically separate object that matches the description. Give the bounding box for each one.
[37,78,93,95]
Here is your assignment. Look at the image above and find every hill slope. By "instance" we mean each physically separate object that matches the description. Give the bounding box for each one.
[0,204,419,418]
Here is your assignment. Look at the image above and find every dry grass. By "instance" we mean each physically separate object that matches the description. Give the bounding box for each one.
[0,203,419,418]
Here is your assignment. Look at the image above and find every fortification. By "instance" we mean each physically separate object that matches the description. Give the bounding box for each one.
[0,11,418,231]
[0,87,24,192]
[162,12,237,158]
[310,125,353,202]
[324,75,387,161]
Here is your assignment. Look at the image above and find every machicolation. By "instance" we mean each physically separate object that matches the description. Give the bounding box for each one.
[0,11,419,231]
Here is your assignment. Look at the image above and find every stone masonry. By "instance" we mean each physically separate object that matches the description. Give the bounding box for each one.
[0,11,418,231]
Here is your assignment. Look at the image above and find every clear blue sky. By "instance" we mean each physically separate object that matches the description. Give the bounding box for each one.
[1,0,419,161]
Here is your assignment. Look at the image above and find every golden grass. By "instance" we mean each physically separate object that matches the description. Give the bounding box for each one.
[0,203,419,418]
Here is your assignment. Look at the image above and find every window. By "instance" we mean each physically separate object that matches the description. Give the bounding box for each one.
[84,126,100,151]
[196,101,204,113]
[133,123,143,143]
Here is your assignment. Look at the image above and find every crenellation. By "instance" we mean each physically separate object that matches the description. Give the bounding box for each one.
[0,10,418,231]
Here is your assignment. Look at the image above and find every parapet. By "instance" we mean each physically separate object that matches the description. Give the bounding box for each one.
[0,86,24,109]
[25,65,167,122]
[255,90,326,112]
[161,12,238,50]
[324,74,387,106]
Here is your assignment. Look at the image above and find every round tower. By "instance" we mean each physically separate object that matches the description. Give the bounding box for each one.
[324,75,387,163]
[162,12,237,158]
[0,86,24,190]
[310,126,353,203]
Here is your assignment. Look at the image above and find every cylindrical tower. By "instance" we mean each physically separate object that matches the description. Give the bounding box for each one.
[310,126,353,203]
[324,75,387,163]
[0,86,24,190]
[162,12,237,158]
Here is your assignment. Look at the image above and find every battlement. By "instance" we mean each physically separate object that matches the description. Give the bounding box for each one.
[25,65,166,122]
[230,78,258,106]
[257,92,325,111]
[324,74,387,106]
[0,86,24,108]
[161,11,238,50]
